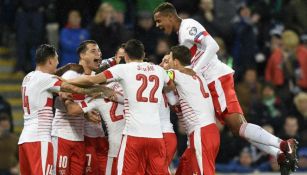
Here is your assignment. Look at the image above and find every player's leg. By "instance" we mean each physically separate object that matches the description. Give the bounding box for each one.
[19,143,32,174]
[19,142,53,175]
[84,136,98,174]
[106,156,118,175]
[70,140,85,175]
[175,147,197,175]
[209,73,298,172]
[97,137,109,174]
[190,124,220,175]
[145,138,166,175]
[163,132,177,175]
[208,73,296,151]
[52,137,72,175]
[117,135,143,175]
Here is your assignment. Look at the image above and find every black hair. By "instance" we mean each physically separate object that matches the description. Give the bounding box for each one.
[77,40,98,57]
[170,45,191,66]
[124,39,145,60]
[35,44,57,65]
[153,2,177,15]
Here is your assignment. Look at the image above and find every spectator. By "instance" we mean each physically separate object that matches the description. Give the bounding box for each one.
[193,0,223,37]
[14,0,48,73]
[297,147,307,172]
[293,92,307,131]
[231,3,258,80]
[236,68,262,114]
[284,0,307,34]
[215,37,234,68]
[0,113,19,175]
[88,2,129,59]
[135,11,160,59]
[0,96,13,133]
[59,10,89,66]
[216,147,255,173]
[278,115,300,142]
[265,30,307,97]
[154,37,171,64]
[297,34,307,91]
[258,156,280,172]
[248,83,284,131]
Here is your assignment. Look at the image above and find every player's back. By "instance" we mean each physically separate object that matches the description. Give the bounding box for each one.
[81,82,125,157]
[178,18,233,82]
[19,71,60,144]
[107,62,170,138]
[169,69,215,134]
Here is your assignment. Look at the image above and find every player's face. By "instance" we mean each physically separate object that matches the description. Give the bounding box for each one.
[160,54,171,70]
[49,53,59,74]
[82,44,102,71]
[154,12,173,35]
[115,48,125,64]
[163,53,176,69]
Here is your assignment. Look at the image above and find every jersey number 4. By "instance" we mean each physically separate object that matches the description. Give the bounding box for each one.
[22,87,30,114]
[136,74,159,103]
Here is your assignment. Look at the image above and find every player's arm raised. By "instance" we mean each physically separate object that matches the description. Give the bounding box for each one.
[193,31,219,72]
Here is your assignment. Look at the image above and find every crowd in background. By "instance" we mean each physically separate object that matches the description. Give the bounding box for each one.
[0,0,307,173]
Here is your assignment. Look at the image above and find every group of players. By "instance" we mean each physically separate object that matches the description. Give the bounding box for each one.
[18,2,298,175]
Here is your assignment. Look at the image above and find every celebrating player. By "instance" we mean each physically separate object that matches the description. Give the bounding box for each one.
[68,39,172,174]
[153,3,298,173]
[18,44,107,175]
[163,46,220,175]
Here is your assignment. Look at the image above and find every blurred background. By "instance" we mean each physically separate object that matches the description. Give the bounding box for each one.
[0,0,307,174]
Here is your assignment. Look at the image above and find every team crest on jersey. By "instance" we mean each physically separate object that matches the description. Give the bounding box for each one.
[189,27,197,36]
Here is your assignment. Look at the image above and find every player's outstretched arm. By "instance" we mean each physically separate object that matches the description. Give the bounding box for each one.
[68,72,107,86]
[55,63,84,76]
[59,82,106,96]
[193,33,219,72]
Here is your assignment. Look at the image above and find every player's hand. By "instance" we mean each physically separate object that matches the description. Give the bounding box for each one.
[85,110,101,123]
[59,92,73,100]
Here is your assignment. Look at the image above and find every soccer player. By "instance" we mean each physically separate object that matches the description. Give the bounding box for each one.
[160,93,177,175]
[63,81,125,175]
[51,40,109,175]
[153,2,297,172]
[162,46,220,175]
[18,44,107,175]
[67,39,172,175]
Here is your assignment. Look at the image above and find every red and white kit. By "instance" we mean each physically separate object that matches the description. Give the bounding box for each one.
[160,94,177,175]
[51,70,85,175]
[178,18,243,121]
[103,62,170,175]
[18,70,61,175]
[80,82,125,175]
[167,69,220,175]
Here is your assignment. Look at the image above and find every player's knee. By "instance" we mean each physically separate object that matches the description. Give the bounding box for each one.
[225,113,246,137]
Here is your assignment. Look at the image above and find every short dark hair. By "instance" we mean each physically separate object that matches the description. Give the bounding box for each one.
[124,39,145,60]
[77,40,98,56]
[170,45,191,66]
[153,2,177,15]
[35,44,57,65]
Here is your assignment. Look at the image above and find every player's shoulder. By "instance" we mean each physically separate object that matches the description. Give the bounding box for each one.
[181,18,204,35]
[62,70,81,79]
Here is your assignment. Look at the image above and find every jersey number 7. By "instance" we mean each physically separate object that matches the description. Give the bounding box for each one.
[136,74,159,103]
